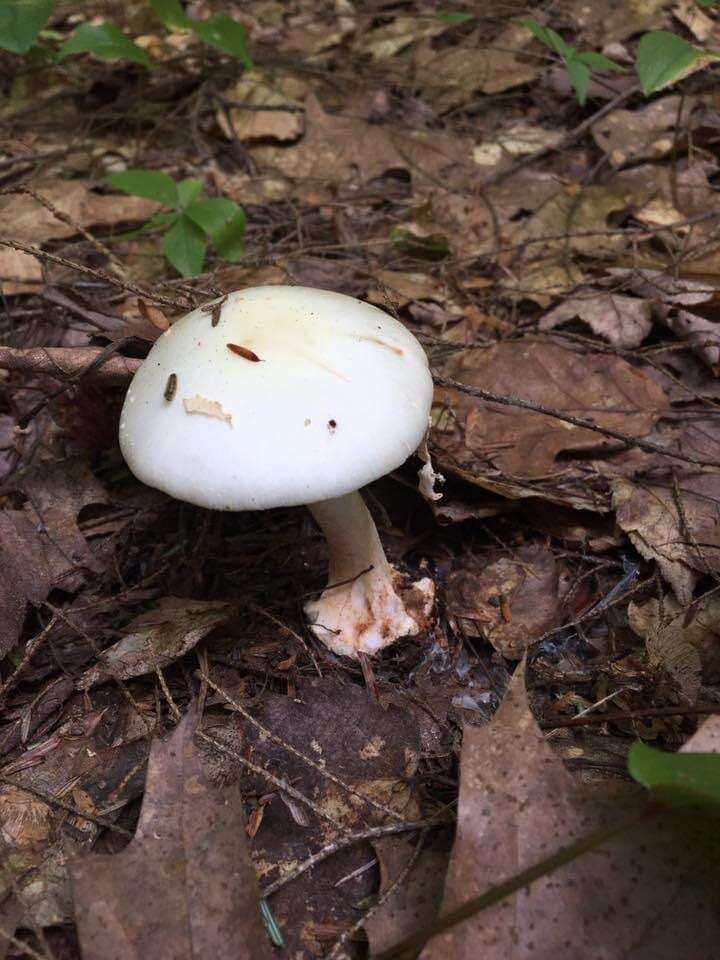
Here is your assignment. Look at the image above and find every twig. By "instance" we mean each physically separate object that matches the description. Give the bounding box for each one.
[194,728,349,834]
[198,672,405,822]
[0,346,142,385]
[0,775,133,837]
[540,704,720,730]
[0,236,188,309]
[327,829,429,960]
[261,817,447,898]
[433,374,720,469]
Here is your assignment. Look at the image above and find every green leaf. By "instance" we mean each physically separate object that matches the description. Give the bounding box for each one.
[437,9,473,24]
[0,0,53,54]
[628,741,720,807]
[163,214,207,276]
[575,50,626,73]
[391,228,450,261]
[191,15,252,67]
[58,22,151,65]
[176,178,204,209]
[565,54,591,105]
[635,30,703,95]
[515,17,573,58]
[149,0,188,29]
[184,197,246,260]
[107,170,179,208]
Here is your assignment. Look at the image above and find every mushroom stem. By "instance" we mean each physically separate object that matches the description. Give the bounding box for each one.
[304,491,430,658]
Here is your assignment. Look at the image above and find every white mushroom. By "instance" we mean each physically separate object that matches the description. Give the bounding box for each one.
[119,285,434,658]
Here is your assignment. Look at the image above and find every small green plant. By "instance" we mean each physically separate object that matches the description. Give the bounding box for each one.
[0,0,252,69]
[516,17,625,105]
[517,18,718,103]
[107,170,247,277]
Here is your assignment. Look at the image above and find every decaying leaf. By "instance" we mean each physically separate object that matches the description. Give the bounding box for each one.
[446,544,570,658]
[218,69,306,142]
[612,473,720,603]
[252,94,473,189]
[540,291,653,347]
[419,662,720,959]
[629,591,720,684]
[183,394,233,425]
[592,96,685,165]
[71,709,271,960]
[0,454,107,656]
[78,598,236,688]
[438,340,668,479]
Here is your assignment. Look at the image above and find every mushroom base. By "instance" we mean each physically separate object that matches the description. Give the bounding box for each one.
[304,492,434,659]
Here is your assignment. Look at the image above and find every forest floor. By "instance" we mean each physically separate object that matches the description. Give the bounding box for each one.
[2,1,720,958]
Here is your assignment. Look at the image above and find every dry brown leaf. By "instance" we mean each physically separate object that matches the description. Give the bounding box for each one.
[77,598,236,689]
[419,661,720,960]
[568,0,674,44]
[71,709,271,960]
[0,455,107,656]
[218,69,306,142]
[612,473,720,603]
[540,291,653,347]
[0,246,43,295]
[358,16,448,60]
[217,677,422,959]
[364,837,447,954]
[592,96,684,166]
[416,26,538,111]
[439,340,668,479]
[446,544,570,659]
[0,180,158,244]
[252,94,473,187]
[629,592,720,684]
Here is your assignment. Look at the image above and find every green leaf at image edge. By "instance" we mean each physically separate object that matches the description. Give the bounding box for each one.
[628,740,720,807]
[107,170,179,208]
[58,22,151,66]
[163,214,208,277]
[0,0,53,54]
[635,30,702,95]
[184,198,246,260]
[191,15,252,67]
[150,0,189,29]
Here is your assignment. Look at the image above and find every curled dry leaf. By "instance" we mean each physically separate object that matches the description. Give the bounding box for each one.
[612,473,720,604]
[418,661,720,960]
[78,598,235,688]
[446,543,570,659]
[629,592,720,684]
[539,291,653,348]
[71,709,271,960]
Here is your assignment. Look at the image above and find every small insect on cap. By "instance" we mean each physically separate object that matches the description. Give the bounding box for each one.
[119,285,433,510]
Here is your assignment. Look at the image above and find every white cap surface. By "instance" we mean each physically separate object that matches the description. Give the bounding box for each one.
[119,285,433,510]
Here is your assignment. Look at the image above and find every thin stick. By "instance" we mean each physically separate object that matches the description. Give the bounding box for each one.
[261,818,447,898]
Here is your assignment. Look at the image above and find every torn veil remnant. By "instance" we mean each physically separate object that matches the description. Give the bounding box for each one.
[119,285,435,659]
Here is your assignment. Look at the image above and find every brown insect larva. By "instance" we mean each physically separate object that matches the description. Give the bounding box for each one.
[164,373,178,401]
[227,343,262,362]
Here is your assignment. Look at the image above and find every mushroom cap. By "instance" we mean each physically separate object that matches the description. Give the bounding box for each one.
[119,285,433,510]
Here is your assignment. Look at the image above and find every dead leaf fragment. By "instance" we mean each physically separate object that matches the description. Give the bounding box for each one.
[592,96,684,166]
[612,474,720,603]
[441,341,668,478]
[629,592,720,684]
[78,598,235,688]
[71,709,271,960]
[446,544,570,658]
[419,662,720,960]
[183,394,233,425]
[540,292,652,347]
